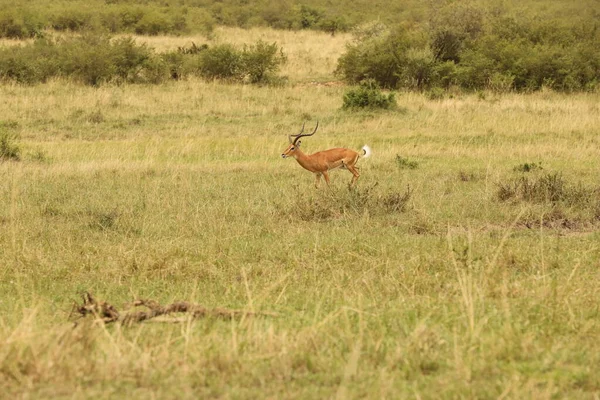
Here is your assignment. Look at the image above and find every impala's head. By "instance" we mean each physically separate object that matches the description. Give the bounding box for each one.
[281,121,318,158]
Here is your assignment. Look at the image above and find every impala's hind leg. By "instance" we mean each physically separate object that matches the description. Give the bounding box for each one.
[346,164,360,187]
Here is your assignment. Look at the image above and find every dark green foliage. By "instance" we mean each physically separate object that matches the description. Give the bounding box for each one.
[395,155,418,169]
[297,5,322,29]
[197,41,287,83]
[336,3,600,92]
[336,27,414,88]
[198,44,243,81]
[0,130,20,161]
[50,8,93,32]
[0,35,164,85]
[514,162,543,173]
[0,8,45,39]
[342,80,396,110]
[134,11,187,35]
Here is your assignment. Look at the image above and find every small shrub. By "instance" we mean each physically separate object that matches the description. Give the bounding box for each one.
[380,186,412,212]
[395,155,418,169]
[241,40,287,84]
[496,173,600,212]
[0,9,44,39]
[458,170,478,182]
[198,44,243,81]
[0,130,21,161]
[427,87,446,100]
[134,12,172,35]
[513,162,543,173]
[110,37,155,83]
[342,79,396,110]
[497,173,565,203]
[50,9,93,32]
[87,110,105,124]
[27,149,49,163]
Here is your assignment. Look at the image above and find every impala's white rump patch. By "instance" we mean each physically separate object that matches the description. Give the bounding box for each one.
[362,145,372,158]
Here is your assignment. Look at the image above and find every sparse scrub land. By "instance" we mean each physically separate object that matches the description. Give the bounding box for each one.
[0,5,600,399]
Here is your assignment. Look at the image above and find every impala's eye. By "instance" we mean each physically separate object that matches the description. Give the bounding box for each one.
[291,147,295,150]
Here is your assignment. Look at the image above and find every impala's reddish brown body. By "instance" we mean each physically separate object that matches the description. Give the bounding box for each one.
[281,122,370,187]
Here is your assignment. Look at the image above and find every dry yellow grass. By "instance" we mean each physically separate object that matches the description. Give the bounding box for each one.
[1,26,600,399]
[128,26,351,82]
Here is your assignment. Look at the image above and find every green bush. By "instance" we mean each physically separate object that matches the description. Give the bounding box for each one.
[342,79,396,110]
[195,41,286,83]
[134,11,187,35]
[0,38,60,84]
[336,27,414,88]
[241,40,287,84]
[50,9,94,32]
[198,44,243,81]
[0,34,285,86]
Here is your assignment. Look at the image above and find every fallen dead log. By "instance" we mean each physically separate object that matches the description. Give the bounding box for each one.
[72,292,277,325]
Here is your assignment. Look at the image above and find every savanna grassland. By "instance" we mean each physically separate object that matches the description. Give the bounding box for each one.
[1,26,600,399]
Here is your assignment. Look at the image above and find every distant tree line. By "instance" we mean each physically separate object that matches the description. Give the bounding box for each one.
[0,35,286,86]
[0,0,359,38]
[0,0,598,92]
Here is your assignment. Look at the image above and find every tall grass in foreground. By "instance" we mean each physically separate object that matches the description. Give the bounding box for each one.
[0,62,599,398]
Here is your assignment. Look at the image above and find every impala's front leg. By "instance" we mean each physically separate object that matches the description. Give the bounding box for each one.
[315,173,322,188]
[322,171,331,186]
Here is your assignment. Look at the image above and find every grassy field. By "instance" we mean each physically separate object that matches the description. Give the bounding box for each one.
[1,27,600,399]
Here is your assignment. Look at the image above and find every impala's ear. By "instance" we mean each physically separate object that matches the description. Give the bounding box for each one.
[296,140,302,147]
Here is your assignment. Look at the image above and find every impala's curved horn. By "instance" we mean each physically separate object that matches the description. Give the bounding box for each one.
[291,121,318,145]
[289,122,305,143]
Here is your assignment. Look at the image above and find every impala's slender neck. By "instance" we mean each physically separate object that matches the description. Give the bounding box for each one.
[291,147,313,170]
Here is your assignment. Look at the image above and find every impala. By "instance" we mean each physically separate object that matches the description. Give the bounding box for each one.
[281,122,372,187]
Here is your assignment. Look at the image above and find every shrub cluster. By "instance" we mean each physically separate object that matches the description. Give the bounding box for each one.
[164,40,286,84]
[336,4,600,92]
[0,35,286,86]
[0,35,159,85]
[0,8,44,39]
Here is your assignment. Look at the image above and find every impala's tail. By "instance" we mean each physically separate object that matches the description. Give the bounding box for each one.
[361,144,372,158]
